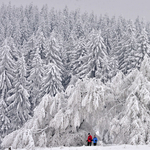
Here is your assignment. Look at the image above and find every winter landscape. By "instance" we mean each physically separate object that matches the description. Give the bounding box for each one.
[1,0,150,150]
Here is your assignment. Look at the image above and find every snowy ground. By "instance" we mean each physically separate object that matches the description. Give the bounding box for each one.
[7,145,150,150]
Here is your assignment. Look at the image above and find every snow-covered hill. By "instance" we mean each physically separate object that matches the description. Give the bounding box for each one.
[2,56,150,149]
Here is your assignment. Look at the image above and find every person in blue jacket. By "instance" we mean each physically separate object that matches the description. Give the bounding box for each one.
[92,135,98,146]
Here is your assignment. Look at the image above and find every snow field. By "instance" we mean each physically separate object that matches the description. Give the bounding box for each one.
[6,145,150,150]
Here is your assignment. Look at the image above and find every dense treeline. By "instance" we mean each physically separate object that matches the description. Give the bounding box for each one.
[0,3,150,140]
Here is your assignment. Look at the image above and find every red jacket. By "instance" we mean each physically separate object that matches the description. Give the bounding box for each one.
[87,135,92,142]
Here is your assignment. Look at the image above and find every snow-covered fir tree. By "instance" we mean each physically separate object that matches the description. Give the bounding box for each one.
[40,62,63,97]
[38,31,64,97]
[0,39,17,137]
[28,48,44,107]
[116,21,137,74]
[35,26,46,60]
[23,34,36,77]
[136,28,150,68]
[44,31,63,67]
[69,35,86,72]
[72,29,110,82]
[6,54,31,131]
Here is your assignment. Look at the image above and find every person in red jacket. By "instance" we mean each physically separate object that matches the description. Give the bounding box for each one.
[87,133,92,146]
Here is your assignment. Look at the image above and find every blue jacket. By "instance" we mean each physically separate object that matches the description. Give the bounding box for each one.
[92,137,98,143]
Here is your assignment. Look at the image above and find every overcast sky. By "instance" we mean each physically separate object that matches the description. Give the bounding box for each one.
[0,0,150,21]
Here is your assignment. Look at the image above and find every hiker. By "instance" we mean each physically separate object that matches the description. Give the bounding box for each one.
[92,135,98,146]
[87,133,92,146]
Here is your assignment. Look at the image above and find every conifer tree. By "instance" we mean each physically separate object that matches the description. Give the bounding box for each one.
[72,29,109,81]
[41,63,63,97]
[28,48,44,107]
[136,28,150,69]
[116,21,137,74]
[40,32,64,97]
[35,26,46,60]
[5,49,31,129]
[0,39,16,137]
[23,34,36,77]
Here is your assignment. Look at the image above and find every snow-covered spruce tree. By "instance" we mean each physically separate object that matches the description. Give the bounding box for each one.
[6,37,19,61]
[110,69,150,145]
[80,12,91,36]
[0,39,17,137]
[0,21,5,45]
[0,4,14,39]
[72,29,110,82]
[62,30,77,87]
[6,54,31,130]
[12,21,22,47]
[40,62,63,97]
[19,16,31,45]
[39,31,64,97]
[40,4,51,38]
[135,28,150,69]
[44,31,63,68]
[35,26,46,60]
[24,4,40,36]
[23,34,36,77]
[140,54,150,81]
[134,16,143,34]
[98,16,119,80]
[28,48,44,108]
[61,6,70,41]
[73,18,85,39]
[57,33,71,88]
[116,21,137,74]
[65,30,78,64]
[48,7,57,33]
[69,35,87,72]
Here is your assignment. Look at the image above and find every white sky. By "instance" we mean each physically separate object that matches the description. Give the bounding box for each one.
[0,0,150,21]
